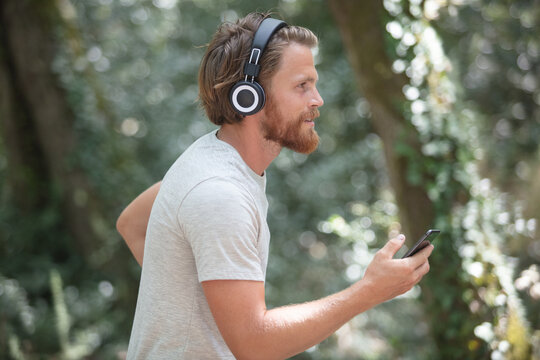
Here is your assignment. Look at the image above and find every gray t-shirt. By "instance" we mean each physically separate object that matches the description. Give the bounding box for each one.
[126,130,270,359]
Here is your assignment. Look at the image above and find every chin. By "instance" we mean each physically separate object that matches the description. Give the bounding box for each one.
[288,133,319,154]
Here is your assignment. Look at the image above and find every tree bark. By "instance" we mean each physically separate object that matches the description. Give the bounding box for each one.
[327,0,434,242]
[0,0,97,257]
[327,2,535,358]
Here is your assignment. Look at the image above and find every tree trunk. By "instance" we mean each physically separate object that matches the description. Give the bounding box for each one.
[0,0,97,257]
[327,0,433,243]
[327,0,475,356]
[328,1,534,358]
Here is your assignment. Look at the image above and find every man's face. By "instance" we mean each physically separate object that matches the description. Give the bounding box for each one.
[260,43,324,154]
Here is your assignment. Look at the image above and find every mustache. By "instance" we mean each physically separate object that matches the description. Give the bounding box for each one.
[303,108,320,120]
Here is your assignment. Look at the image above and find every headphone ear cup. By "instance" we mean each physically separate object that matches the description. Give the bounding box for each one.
[229,81,266,116]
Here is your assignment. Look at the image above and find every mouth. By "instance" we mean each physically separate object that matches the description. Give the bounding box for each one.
[302,109,320,127]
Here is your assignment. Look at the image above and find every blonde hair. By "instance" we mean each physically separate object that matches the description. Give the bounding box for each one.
[198,12,318,125]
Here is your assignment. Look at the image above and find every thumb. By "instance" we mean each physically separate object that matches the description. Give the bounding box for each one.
[382,234,406,257]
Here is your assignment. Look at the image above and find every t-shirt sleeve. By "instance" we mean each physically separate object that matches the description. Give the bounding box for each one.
[177,177,264,283]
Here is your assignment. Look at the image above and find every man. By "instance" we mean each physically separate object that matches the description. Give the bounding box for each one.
[118,12,433,359]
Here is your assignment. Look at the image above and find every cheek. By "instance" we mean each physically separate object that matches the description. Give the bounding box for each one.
[266,89,307,118]
[278,95,304,113]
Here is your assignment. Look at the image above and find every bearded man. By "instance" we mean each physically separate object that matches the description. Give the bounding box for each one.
[118,12,433,360]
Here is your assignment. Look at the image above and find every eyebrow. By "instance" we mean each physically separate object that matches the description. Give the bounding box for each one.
[293,75,318,83]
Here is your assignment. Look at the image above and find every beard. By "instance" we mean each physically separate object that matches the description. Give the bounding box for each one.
[260,100,320,154]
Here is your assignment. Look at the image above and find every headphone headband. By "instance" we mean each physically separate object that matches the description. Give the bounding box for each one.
[243,18,287,79]
[230,17,288,116]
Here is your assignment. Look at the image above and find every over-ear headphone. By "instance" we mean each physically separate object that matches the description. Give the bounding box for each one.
[229,18,287,116]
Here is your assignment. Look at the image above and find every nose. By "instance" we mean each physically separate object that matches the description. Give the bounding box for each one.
[311,87,324,108]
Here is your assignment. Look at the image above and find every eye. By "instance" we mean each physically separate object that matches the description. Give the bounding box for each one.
[297,82,307,89]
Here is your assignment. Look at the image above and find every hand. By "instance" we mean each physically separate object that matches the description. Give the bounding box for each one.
[359,234,433,305]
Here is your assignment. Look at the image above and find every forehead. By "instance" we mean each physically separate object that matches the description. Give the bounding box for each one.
[271,43,318,83]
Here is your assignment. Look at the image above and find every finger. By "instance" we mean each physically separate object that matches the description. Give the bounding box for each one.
[405,244,434,268]
[381,234,406,257]
[414,260,430,278]
[417,243,434,257]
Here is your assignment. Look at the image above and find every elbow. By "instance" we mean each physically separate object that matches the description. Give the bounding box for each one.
[232,348,282,360]
[230,348,265,360]
[227,334,278,360]
[224,337,253,360]
[116,209,129,239]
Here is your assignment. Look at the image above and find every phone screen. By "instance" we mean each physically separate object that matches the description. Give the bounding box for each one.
[401,229,440,258]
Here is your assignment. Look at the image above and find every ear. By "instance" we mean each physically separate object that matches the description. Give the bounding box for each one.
[229,81,266,116]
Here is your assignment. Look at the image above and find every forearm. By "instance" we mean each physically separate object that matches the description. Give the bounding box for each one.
[116,181,161,266]
[239,281,375,360]
[254,241,434,359]
[205,237,433,360]
[120,226,145,266]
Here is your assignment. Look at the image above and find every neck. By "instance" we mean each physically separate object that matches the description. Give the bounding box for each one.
[217,118,280,176]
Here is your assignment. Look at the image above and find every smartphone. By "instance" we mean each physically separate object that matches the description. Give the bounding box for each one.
[401,229,440,258]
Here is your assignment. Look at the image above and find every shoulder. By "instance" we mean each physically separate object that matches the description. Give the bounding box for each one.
[178,177,261,246]
[179,177,257,220]
[186,177,250,203]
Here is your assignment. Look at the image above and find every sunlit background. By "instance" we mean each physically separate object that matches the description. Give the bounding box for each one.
[1,0,539,359]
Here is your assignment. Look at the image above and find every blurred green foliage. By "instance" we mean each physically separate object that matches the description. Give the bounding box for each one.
[0,0,539,359]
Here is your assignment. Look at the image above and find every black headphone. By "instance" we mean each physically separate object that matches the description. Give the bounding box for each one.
[229,18,287,116]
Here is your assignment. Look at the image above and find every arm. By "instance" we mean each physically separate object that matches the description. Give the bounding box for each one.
[202,235,433,360]
[116,181,161,266]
